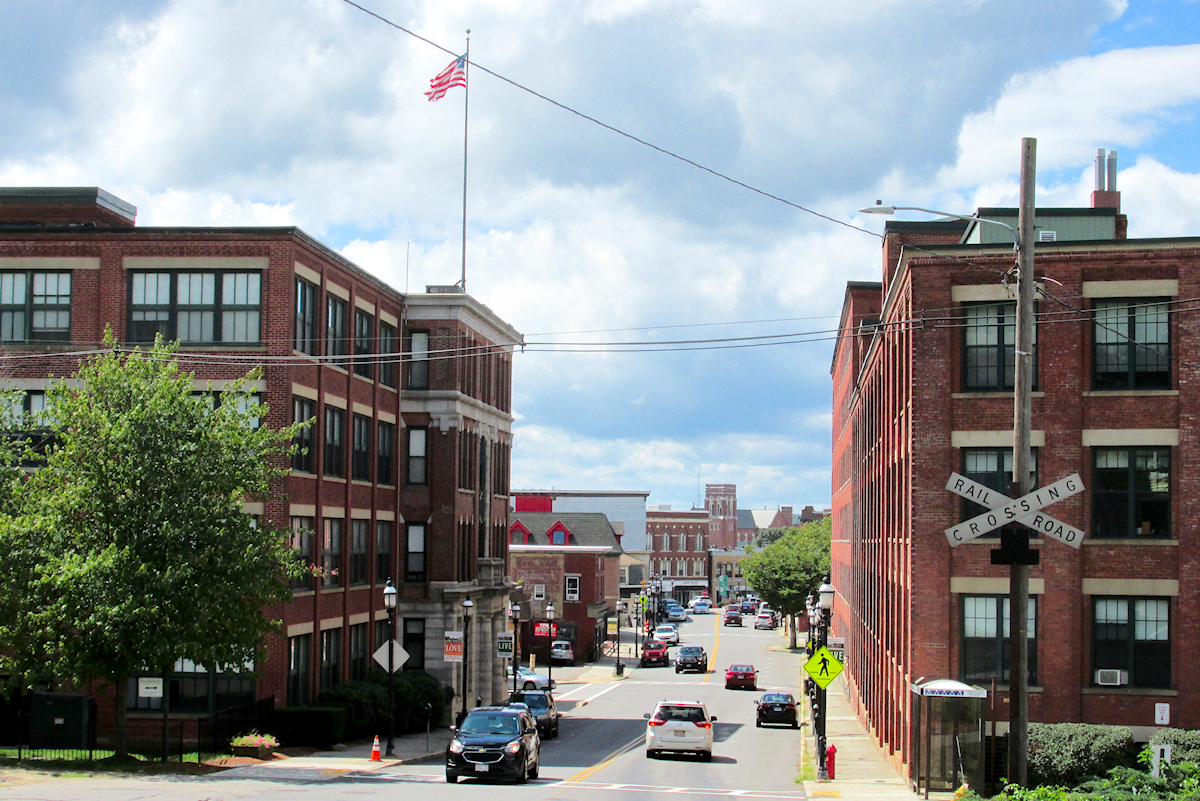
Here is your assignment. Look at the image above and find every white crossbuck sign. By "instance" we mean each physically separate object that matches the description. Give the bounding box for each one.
[945,472,1085,549]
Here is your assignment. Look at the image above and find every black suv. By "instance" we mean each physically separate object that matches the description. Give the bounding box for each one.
[675,645,708,674]
[509,690,560,738]
[446,706,540,784]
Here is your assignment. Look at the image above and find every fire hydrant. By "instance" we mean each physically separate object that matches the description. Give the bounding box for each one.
[825,744,837,780]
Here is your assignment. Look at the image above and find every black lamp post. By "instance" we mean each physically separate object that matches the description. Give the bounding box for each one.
[383,579,398,756]
[816,577,835,782]
[461,597,474,722]
[615,600,625,673]
[510,602,521,695]
[545,602,556,689]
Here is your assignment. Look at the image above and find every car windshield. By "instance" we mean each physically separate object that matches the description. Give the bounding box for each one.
[654,705,707,723]
[680,647,703,656]
[460,713,520,735]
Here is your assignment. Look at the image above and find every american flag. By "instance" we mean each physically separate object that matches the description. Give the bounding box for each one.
[425,56,466,102]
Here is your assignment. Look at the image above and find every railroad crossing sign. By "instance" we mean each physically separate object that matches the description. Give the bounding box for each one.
[944,472,1085,549]
[804,646,844,689]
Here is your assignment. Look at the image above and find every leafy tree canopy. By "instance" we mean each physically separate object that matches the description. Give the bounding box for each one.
[0,333,305,749]
[742,517,831,620]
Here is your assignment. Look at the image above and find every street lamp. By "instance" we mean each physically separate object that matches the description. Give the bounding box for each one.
[815,576,835,782]
[861,143,1038,787]
[545,602,556,689]
[461,597,474,723]
[383,580,398,756]
[615,600,625,675]
[510,602,521,695]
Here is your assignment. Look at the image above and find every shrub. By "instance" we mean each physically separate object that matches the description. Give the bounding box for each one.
[366,669,454,733]
[1027,723,1138,788]
[1150,729,1200,766]
[273,706,348,749]
[230,730,279,748]
[317,681,389,741]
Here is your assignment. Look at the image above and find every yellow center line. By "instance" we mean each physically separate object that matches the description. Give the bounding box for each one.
[703,609,720,683]
[564,734,645,783]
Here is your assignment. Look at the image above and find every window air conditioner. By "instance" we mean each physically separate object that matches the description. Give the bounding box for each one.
[1095,669,1129,686]
[565,591,579,602]
[1038,230,1058,242]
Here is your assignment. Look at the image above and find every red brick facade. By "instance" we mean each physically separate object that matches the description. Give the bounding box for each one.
[833,202,1200,773]
[646,509,710,604]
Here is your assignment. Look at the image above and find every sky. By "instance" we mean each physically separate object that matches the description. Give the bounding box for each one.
[3,0,1200,511]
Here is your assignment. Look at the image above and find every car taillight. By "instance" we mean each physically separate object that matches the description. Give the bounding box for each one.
[648,718,666,726]
[694,721,712,729]
[786,704,797,710]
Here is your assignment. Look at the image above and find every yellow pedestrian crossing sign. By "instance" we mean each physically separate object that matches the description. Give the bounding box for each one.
[804,646,843,689]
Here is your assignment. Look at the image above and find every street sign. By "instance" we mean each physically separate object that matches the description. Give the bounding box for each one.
[138,678,163,699]
[944,472,1085,548]
[373,639,410,673]
[497,632,514,659]
[533,621,558,638]
[444,631,464,663]
[719,575,728,591]
[804,646,844,689]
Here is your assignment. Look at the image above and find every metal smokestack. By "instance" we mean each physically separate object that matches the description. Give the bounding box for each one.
[1095,148,1106,191]
[1107,151,1118,192]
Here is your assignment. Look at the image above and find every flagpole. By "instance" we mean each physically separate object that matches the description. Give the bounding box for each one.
[460,30,470,291]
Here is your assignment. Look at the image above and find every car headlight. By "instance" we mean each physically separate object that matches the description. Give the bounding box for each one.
[505,740,522,754]
[449,739,464,754]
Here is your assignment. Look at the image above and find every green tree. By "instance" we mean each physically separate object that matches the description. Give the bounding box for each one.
[742,517,830,648]
[0,334,304,754]
[753,527,789,548]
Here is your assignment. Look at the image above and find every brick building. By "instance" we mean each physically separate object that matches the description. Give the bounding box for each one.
[705,483,738,550]
[645,508,709,605]
[832,182,1200,775]
[508,512,623,663]
[0,187,520,724]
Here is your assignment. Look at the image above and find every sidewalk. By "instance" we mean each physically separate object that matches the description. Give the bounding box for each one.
[207,726,455,782]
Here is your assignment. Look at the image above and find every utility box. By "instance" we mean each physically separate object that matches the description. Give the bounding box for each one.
[30,693,92,749]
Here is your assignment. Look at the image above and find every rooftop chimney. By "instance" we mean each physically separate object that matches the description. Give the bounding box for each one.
[1091,148,1121,212]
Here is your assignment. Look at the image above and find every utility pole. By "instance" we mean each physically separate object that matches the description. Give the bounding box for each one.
[1009,136,1037,788]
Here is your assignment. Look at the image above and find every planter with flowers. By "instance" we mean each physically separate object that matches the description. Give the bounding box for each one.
[230,731,279,759]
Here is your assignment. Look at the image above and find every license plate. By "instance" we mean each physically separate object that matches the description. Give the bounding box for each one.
[674,730,686,737]
[474,763,490,772]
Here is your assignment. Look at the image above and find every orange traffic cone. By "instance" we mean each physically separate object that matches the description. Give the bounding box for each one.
[370,735,382,762]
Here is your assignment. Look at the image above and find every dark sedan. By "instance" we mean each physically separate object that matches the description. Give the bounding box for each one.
[723,609,742,626]
[509,690,559,738]
[446,706,540,784]
[756,692,798,727]
[675,645,708,674]
[725,664,758,690]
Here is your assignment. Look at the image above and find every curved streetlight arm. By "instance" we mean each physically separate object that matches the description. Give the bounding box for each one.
[859,203,1019,248]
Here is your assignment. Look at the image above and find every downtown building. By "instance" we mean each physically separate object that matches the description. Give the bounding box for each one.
[0,187,521,724]
[831,176,1200,775]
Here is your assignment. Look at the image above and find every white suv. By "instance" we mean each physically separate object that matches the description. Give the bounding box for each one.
[644,700,716,761]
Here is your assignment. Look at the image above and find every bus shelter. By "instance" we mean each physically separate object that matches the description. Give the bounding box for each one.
[910,679,986,798]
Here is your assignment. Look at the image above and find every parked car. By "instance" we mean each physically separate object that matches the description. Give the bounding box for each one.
[446,706,540,783]
[645,700,716,761]
[654,623,680,645]
[754,612,775,630]
[674,645,708,674]
[692,600,711,614]
[550,640,574,665]
[725,664,758,690]
[509,690,560,738]
[506,665,556,690]
[668,606,688,623]
[640,639,670,667]
[723,609,742,626]
[755,692,798,728]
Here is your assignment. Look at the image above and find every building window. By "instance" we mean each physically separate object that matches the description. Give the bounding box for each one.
[326,295,348,368]
[294,278,319,354]
[408,428,427,485]
[1093,447,1170,538]
[961,448,1038,525]
[405,524,426,582]
[353,309,374,380]
[351,414,371,481]
[962,302,1036,392]
[1093,299,1170,390]
[289,517,313,591]
[322,518,343,588]
[377,421,394,485]
[323,407,345,477]
[320,628,341,691]
[379,322,397,388]
[375,619,390,654]
[128,271,260,344]
[349,519,369,585]
[348,623,368,681]
[565,575,580,602]
[408,331,430,389]
[375,521,393,583]
[0,272,72,343]
[551,528,566,545]
[403,619,426,671]
[287,634,311,706]
[961,595,1037,685]
[1093,597,1170,689]
[532,584,545,601]
[292,398,316,473]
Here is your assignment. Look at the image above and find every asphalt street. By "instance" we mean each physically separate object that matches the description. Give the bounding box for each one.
[0,612,809,801]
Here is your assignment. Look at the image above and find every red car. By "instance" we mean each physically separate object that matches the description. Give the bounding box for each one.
[640,639,670,667]
[725,664,758,690]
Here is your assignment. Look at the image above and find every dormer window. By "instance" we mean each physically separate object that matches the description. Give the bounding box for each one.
[551,527,567,545]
